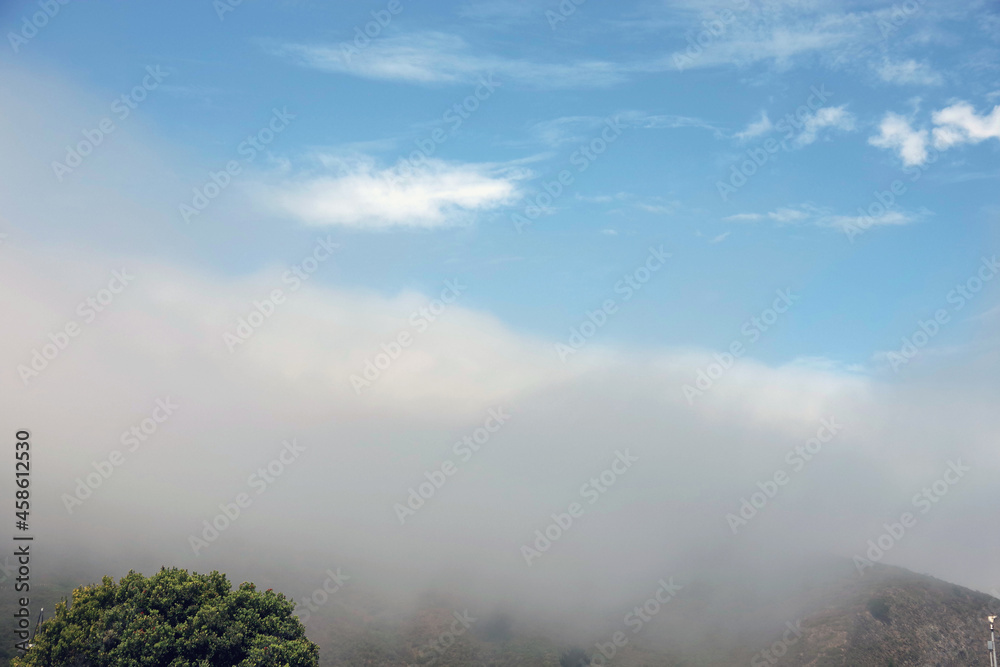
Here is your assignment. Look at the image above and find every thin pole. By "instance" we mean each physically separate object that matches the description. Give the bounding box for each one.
[990,623,997,667]
[31,607,43,640]
[990,617,998,667]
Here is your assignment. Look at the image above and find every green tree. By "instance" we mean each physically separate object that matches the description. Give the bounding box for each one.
[13,567,318,667]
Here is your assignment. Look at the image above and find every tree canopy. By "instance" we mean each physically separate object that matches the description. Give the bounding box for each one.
[13,567,318,667]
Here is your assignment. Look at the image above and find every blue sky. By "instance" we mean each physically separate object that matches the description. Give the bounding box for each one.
[3,0,998,371]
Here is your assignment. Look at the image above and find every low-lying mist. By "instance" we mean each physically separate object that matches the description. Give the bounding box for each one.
[4,245,998,651]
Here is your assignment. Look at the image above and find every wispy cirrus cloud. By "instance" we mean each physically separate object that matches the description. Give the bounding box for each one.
[876,59,944,86]
[277,27,847,88]
[272,33,628,88]
[793,105,855,147]
[636,201,678,214]
[272,9,881,90]
[730,104,853,147]
[734,111,773,142]
[726,204,922,232]
[666,26,853,70]
[654,0,877,72]
[271,0,988,96]
[724,206,812,224]
[575,192,630,204]
[259,154,522,230]
[531,111,720,147]
[657,0,982,74]
[272,0,965,92]
[724,212,765,222]
[821,209,917,232]
[619,111,722,134]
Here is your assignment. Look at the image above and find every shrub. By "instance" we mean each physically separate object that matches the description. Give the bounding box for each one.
[13,567,319,667]
[559,646,590,666]
[867,597,891,625]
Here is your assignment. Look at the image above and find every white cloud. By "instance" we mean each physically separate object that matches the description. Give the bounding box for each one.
[822,209,916,231]
[725,206,811,224]
[868,112,929,166]
[658,1,983,75]
[637,203,676,214]
[619,111,721,135]
[870,102,1000,166]
[768,207,810,223]
[724,213,763,222]
[275,9,875,90]
[709,231,731,243]
[576,192,629,203]
[262,155,521,230]
[274,33,627,88]
[877,59,944,86]
[728,204,919,233]
[531,116,601,147]
[735,111,773,142]
[666,22,857,71]
[931,102,1000,150]
[794,105,856,147]
[532,112,718,147]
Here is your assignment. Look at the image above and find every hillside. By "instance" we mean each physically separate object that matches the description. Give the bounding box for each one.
[764,565,1000,667]
[2,562,997,666]
[294,562,1000,667]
